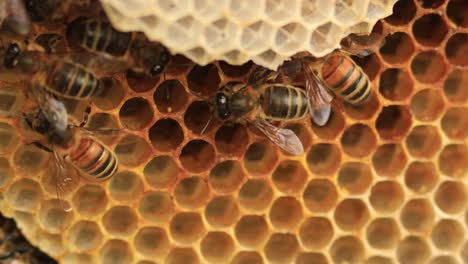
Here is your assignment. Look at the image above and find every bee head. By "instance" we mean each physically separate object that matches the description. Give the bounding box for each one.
[3,43,21,69]
[214,92,230,120]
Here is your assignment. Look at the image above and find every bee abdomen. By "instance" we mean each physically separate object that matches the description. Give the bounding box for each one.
[261,85,308,121]
[322,55,372,105]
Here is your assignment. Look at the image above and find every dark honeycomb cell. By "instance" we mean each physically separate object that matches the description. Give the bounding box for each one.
[215,124,249,156]
[243,142,279,176]
[187,64,220,96]
[218,61,253,78]
[446,0,468,28]
[380,32,415,64]
[445,33,467,66]
[180,140,216,173]
[443,69,468,104]
[144,155,180,189]
[341,124,377,158]
[306,143,341,176]
[174,176,210,209]
[205,195,239,228]
[410,89,445,121]
[311,107,345,140]
[114,135,152,167]
[272,160,308,195]
[303,179,338,213]
[343,92,381,121]
[119,97,153,130]
[376,105,412,140]
[405,125,442,158]
[385,0,417,25]
[154,80,188,114]
[379,68,413,101]
[149,118,184,152]
[337,162,373,195]
[209,160,246,194]
[238,179,273,212]
[411,51,447,84]
[93,77,125,110]
[126,70,159,93]
[184,101,217,135]
[413,14,448,47]
[352,53,381,81]
[372,143,407,178]
[416,0,445,9]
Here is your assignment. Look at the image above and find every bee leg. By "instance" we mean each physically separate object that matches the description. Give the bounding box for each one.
[28,141,52,153]
[79,106,91,128]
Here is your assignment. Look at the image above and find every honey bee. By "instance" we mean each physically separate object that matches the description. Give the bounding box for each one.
[0,0,31,35]
[24,0,93,22]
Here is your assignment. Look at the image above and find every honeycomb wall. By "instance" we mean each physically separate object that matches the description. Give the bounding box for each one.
[0,0,466,263]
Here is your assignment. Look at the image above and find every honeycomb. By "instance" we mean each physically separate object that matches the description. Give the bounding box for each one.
[0,0,466,263]
[100,0,399,69]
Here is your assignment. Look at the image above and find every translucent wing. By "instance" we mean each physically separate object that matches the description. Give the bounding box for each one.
[52,149,74,212]
[251,118,304,156]
[78,127,123,137]
[3,0,31,35]
[303,62,333,126]
[30,87,68,132]
[66,51,129,76]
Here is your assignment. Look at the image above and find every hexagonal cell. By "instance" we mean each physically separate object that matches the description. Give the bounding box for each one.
[274,23,307,54]
[38,199,73,234]
[204,195,239,228]
[405,161,439,194]
[309,22,343,53]
[102,206,138,238]
[119,97,153,130]
[431,219,464,250]
[411,51,447,84]
[67,221,103,253]
[303,179,338,213]
[0,158,13,188]
[99,239,133,264]
[184,101,216,135]
[93,77,124,110]
[385,0,416,25]
[416,0,445,9]
[343,91,381,121]
[149,118,184,152]
[264,233,299,264]
[243,142,279,176]
[154,80,188,114]
[376,105,412,140]
[231,251,263,264]
[165,247,199,264]
[114,134,151,167]
[265,0,297,24]
[13,144,49,177]
[108,171,144,202]
[174,176,210,210]
[341,124,377,158]
[444,69,468,104]
[126,69,159,93]
[85,113,120,145]
[434,181,467,214]
[429,256,459,264]
[234,214,269,249]
[269,196,303,231]
[366,218,400,249]
[240,21,274,53]
[0,86,24,116]
[311,107,345,140]
[138,191,175,225]
[447,0,467,28]
[144,155,180,189]
[299,217,333,250]
[35,231,64,256]
[300,0,332,26]
[330,236,365,264]
[379,68,413,101]
[203,18,238,52]
[209,160,245,194]
[400,199,435,233]
[0,123,19,154]
[413,14,448,47]
[397,236,431,264]
[169,212,205,245]
[338,162,373,194]
[365,256,395,264]
[134,227,170,258]
[334,199,369,231]
[62,253,94,264]
[439,144,468,178]
[200,232,235,263]
[442,107,468,140]
[405,125,442,158]
[446,33,467,67]
[72,184,108,218]
[370,181,405,213]
[296,252,328,264]
[380,32,415,64]
[6,179,43,212]
[215,124,249,156]
[180,140,216,173]
[372,143,407,178]
[187,64,220,96]
[306,143,341,176]
[272,160,307,194]
[238,179,274,212]
[410,88,445,121]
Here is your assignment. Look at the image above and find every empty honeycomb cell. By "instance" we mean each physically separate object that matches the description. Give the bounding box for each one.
[337,162,373,194]
[264,233,299,264]
[38,200,73,234]
[215,124,249,156]
[243,142,279,176]
[439,144,468,178]
[203,18,239,52]
[174,176,210,210]
[72,184,108,218]
[241,21,275,54]
[144,156,180,189]
[165,247,199,264]
[102,206,138,238]
[365,256,394,264]
[108,171,144,202]
[138,191,175,225]
[442,107,468,139]
[400,199,435,233]
[114,135,151,167]
[93,77,124,111]
[0,86,23,116]
[13,144,48,177]
[446,33,467,67]
[299,217,333,250]
[372,143,407,178]
[154,80,188,114]
[218,61,252,78]
[380,32,415,64]
[379,68,413,101]
[309,22,343,54]
[405,161,438,194]
[200,231,235,263]
[343,92,381,121]
[296,252,328,264]
[187,65,220,96]
[265,0,297,24]
[119,97,153,130]
[410,88,445,121]
[353,53,382,82]
[366,218,400,249]
[66,221,103,253]
[235,215,269,249]
[134,227,170,258]
[272,160,307,195]
[429,256,459,264]
[269,196,303,231]
[231,251,263,264]
[35,231,64,256]
[99,239,133,264]
[306,143,341,176]
[411,51,447,84]
[434,181,467,214]
[330,236,365,264]
[405,125,442,158]
[311,107,345,140]
[397,236,430,264]
[443,69,468,104]
[126,70,159,93]
[341,124,377,158]
[336,0,367,26]
[209,160,245,194]
[6,179,43,212]
[446,0,467,27]
[62,253,94,264]
[300,0,332,25]
[385,0,417,25]
[0,123,19,154]
[149,119,184,152]
[284,123,313,151]
[0,158,13,188]
[180,139,216,173]
[274,23,307,54]
[86,113,120,145]
[184,101,216,135]
[334,199,370,231]
[205,195,239,228]
[238,179,274,212]
[376,105,412,140]
[431,219,464,250]
[413,14,448,47]
[169,212,205,245]
[303,179,338,213]
[369,181,405,213]
[416,0,445,9]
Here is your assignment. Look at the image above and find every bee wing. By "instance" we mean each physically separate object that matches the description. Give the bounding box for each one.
[248,66,280,87]
[251,118,304,156]
[31,88,69,132]
[78,127,123,137]
[303,62,333,126]
[3,0,31,35]
[52,150,74,212]
[65,52,129,76]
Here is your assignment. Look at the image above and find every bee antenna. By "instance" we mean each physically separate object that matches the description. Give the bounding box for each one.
[200,115,213,135]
